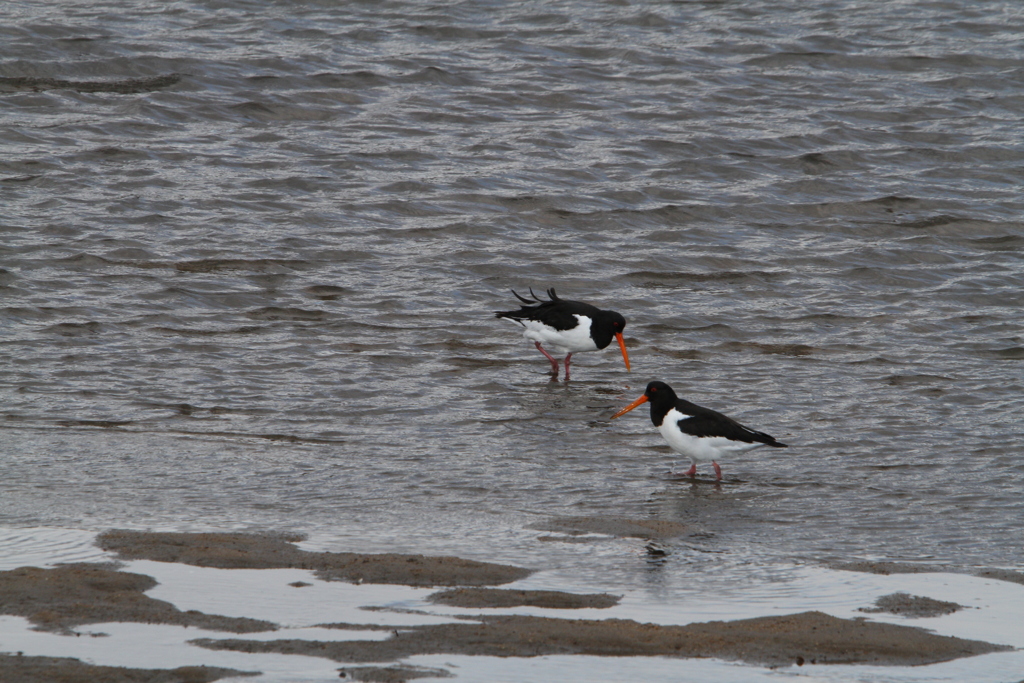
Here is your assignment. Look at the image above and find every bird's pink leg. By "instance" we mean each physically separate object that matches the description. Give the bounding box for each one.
[534,342,560,374]
[681,463,697,477]
[712,461,722,480]
[563,353,572,380]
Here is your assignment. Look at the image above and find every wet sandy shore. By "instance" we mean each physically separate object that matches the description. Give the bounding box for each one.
[832,561,1024,585]
[337,664,454,682]
[427,587,620,609]
[0,530,1012,682]
[0,653,254,683]
[97,530,531,587]
[0,563,276,634]
[194,610,1006,668]
[858,592,963,618]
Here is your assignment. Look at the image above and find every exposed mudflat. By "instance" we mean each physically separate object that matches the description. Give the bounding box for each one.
[972,568,1024,586]
[193,611,1009,668]
[833,562,1024,586]
[859,592,963,618]
[427,588,620,609]
[0,530,1019,681]
[338,664,453,682]
[97,531,532,587]
[0,653,255,683]
[0,563,275,634]
[833,562,946,575]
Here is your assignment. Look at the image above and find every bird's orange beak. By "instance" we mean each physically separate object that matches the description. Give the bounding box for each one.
[611,393,647,419]
[615,332,630,372]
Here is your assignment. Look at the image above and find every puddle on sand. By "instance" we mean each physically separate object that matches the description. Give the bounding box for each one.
[0,527,1021,683]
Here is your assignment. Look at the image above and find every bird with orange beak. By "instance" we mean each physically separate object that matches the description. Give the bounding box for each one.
[495,288,630,381]
[611,381,787,480]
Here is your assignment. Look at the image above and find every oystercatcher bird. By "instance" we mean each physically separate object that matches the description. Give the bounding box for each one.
[495,288,630,380]
[611,381,787,480]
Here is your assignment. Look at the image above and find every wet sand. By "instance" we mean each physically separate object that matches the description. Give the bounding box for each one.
[833,561,1024,586]
[97,531,532,587]
[833,561,950,576]
[859,592,964,618]
[427,588,620,609]
[0,563,275,634]
[194,611,1007,667]
[0,531,1013,681]
[338,664,453,682]
[0,653,254,683]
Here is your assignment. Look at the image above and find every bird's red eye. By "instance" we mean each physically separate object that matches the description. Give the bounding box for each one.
[650,387,657,392]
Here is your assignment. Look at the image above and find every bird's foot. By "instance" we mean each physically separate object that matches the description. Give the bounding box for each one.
[668,464,698,478]
[712,461,722,480]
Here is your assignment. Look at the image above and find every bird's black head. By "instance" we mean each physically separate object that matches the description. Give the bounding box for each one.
[599,311,630,371]
[642,381,679,426]
[644,381,676,402]
[610,380,677,424]
[589,310,628,355]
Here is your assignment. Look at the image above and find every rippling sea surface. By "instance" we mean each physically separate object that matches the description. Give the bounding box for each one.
[2,0,1023,673]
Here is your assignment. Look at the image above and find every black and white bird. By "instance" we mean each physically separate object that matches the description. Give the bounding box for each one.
[495,288,630,380]
[611,381,787,480]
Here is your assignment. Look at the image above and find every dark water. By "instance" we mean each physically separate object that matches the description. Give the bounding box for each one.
[2,0,1023,596]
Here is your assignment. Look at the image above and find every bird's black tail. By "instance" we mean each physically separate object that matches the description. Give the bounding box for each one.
[761,433,788,448]
[747,427,787,448]
[495,287,559,319]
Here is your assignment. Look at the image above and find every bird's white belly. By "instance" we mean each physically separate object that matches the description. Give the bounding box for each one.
[658,416,765,464]
[520,315,597,353]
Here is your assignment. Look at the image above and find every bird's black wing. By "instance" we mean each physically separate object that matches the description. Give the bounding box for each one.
[676,409,787,447]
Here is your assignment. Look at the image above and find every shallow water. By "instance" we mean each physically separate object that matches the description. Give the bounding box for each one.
[2,0,1023,678]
